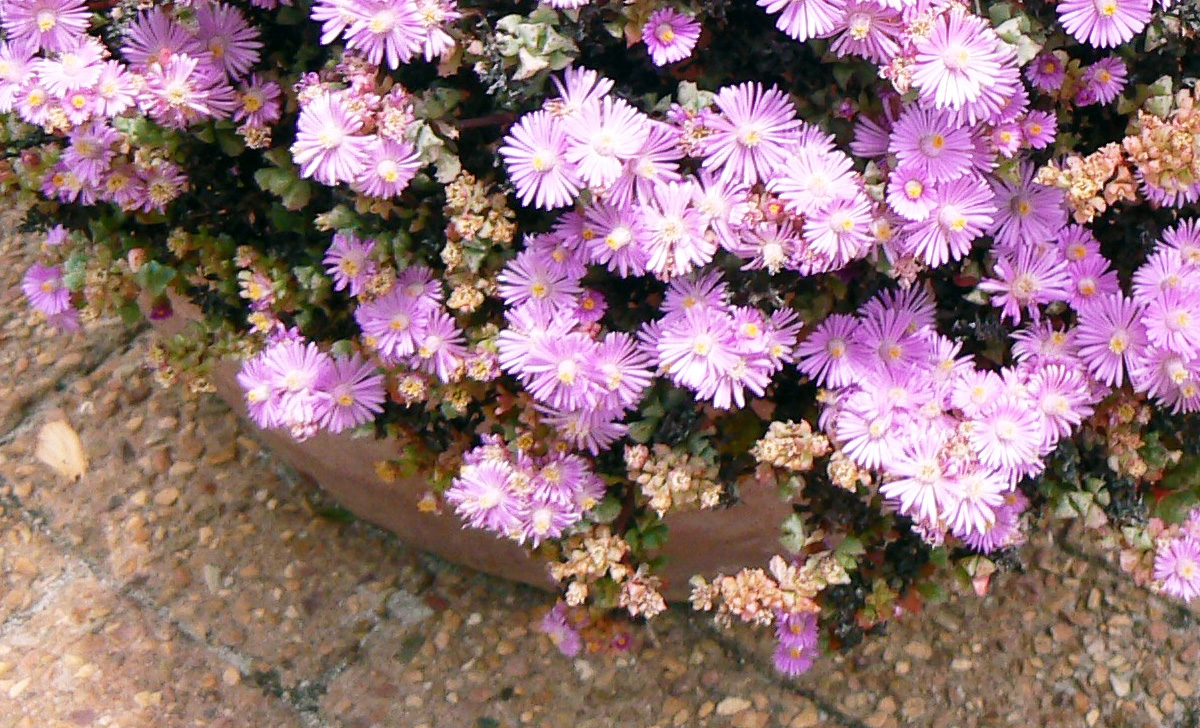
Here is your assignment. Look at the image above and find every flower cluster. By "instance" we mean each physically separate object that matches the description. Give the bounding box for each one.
[804,284,1101,550]
[310,0,460,69]
[236,336,385,440]
[2,2,286,210]
[443,435,605,547]
[290,64,421,193]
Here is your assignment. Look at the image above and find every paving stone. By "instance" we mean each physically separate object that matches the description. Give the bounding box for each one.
[0,336,430,689]
[0,512,71,626]
[0,571,305,727]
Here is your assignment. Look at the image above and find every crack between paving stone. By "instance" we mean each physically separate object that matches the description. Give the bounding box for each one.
[0,561,87,642]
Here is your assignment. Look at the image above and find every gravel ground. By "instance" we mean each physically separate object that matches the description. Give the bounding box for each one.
[1,233,1199,726]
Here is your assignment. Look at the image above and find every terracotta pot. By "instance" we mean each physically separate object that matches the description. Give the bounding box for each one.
[152,297,791,600]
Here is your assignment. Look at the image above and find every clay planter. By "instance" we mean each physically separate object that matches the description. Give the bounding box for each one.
[152,297,791,600]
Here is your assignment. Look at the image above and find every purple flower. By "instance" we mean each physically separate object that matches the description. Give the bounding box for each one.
[194,2,262,79]
[2,0,92,53]
[580,201,650,277]
[234,74,283,128]
[1065,254,1121,312]
[550,66,614,119]
[796,313,862,388]
[354,286,433,363]
[354,136,421,199]
[1058,0,1151,49]
[899,173,997,268]
[516,495,580,547]
[1143,287,1200,354]
[445,459,523,534]
[641,180,714,279]
[1026,52,1067,92]
[1021,111,1058,150]
[563,96,652,190]
[539,603,583,657]
[122,7,203,68]
[881,434,959,524]
[412,310,468,382]
[773,641,816,677]
[960,491,1028,552]
[801,193,875,264]
[0,41,36,114]
[518,332,605,411]
[22,263,71,316]
[138,54,238,129]
[497,249,583,309]
[968,397,1044,479]
[829,1,902,64]
[977,247,1071,325]
[324,232,377,297]
[32,36,104,95]
[545,407,629,455]
[317,354,386,433]
[1026,364,1096,444]
[1153,536,1200,602]
[500,109,580,210]
[291,92,373,186]
[889,106,978,184]
[757,0,844,42]
[604,122,683,208]
[1074,293,1147,387]
[642,8,701,66]
[655,306,740,395]
[260,339,337,440]
[1078,57,1128,106]
[834,392,901,470]
[770,144,859,216]
[886,167,936,222]
[343,0,425,69]
[944,467,1007,538]
[911,7,1006,110]
[702,82,803,186]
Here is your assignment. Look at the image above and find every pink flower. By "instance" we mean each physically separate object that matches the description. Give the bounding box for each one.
[194,2,262,79]
[1153,536,1200,602]
[2,0,92,53]
[323,232,378,297]
[756,0,845,42]
[500,109,580,210]
[317,354,386,433]
[291,92,373,186]
[353,136,421,198]
[641,180,714,279]
[911,7,1006,110]
[977,247,1071,325]
[343,0,425,69]
[702,82,803,186]
[563,96,651,189]
[1058,0,1152,49]
[642,8,701,66]
[1074,293,1147,387]
[22,263,71,316]
[899,173,996,268]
